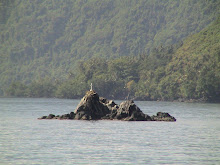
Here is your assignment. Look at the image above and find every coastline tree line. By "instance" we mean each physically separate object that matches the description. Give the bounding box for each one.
[1,0,220,98]
[6,17,220,102]
[1,1,220,102]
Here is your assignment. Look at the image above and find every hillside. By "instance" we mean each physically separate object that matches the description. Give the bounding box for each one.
[0,0,220,95]
[5,16,220,102]
[160,16,220,101]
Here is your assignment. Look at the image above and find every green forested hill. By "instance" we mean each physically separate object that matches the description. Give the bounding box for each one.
[0,0,220,100]
[136,17,220,101]
[5,16,220,102]
[159,16,220,101]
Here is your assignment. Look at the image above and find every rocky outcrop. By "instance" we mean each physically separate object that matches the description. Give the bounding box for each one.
[38,90,176,122]
[74,91,110,120]
[101,100,152,121]
[38,112,75,120]
[151,112,176,121]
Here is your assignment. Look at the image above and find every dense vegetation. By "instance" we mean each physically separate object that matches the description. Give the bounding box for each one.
[1,1,220,102]
[6,16,220,102]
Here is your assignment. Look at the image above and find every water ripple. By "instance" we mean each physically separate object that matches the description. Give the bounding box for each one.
[0,98,220,164]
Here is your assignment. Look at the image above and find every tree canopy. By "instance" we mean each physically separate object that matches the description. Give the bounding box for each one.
[1,0,220,102]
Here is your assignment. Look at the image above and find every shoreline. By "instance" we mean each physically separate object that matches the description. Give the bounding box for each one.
[0,95,219,103]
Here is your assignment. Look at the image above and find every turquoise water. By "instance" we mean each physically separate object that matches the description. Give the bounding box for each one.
[0,98,220,164]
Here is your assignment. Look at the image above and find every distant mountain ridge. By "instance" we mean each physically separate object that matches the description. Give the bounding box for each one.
[0,0,220,96]
[4,16,220,102]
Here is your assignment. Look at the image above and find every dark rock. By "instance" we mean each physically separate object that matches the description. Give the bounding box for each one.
[100,97,117,110]
[69,112,75,119]
[74,91,110,120]
[60,113,70,119]
[38,91,176,122]
[99,97,107,104]
[58,112,75,120]
[114,100,152,121]
[53,115,60,119]
[39,112,75,120]
[107,100,117,107]
[38,116,47,119]
[46,114,55,119]
[151,112,176,122]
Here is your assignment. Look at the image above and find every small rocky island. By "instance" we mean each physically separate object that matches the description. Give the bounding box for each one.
[38,90,176,122]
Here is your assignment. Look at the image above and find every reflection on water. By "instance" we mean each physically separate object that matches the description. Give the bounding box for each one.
[0,98,220,164]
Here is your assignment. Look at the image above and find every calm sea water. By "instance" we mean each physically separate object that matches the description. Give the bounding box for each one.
[0,98,220,165]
